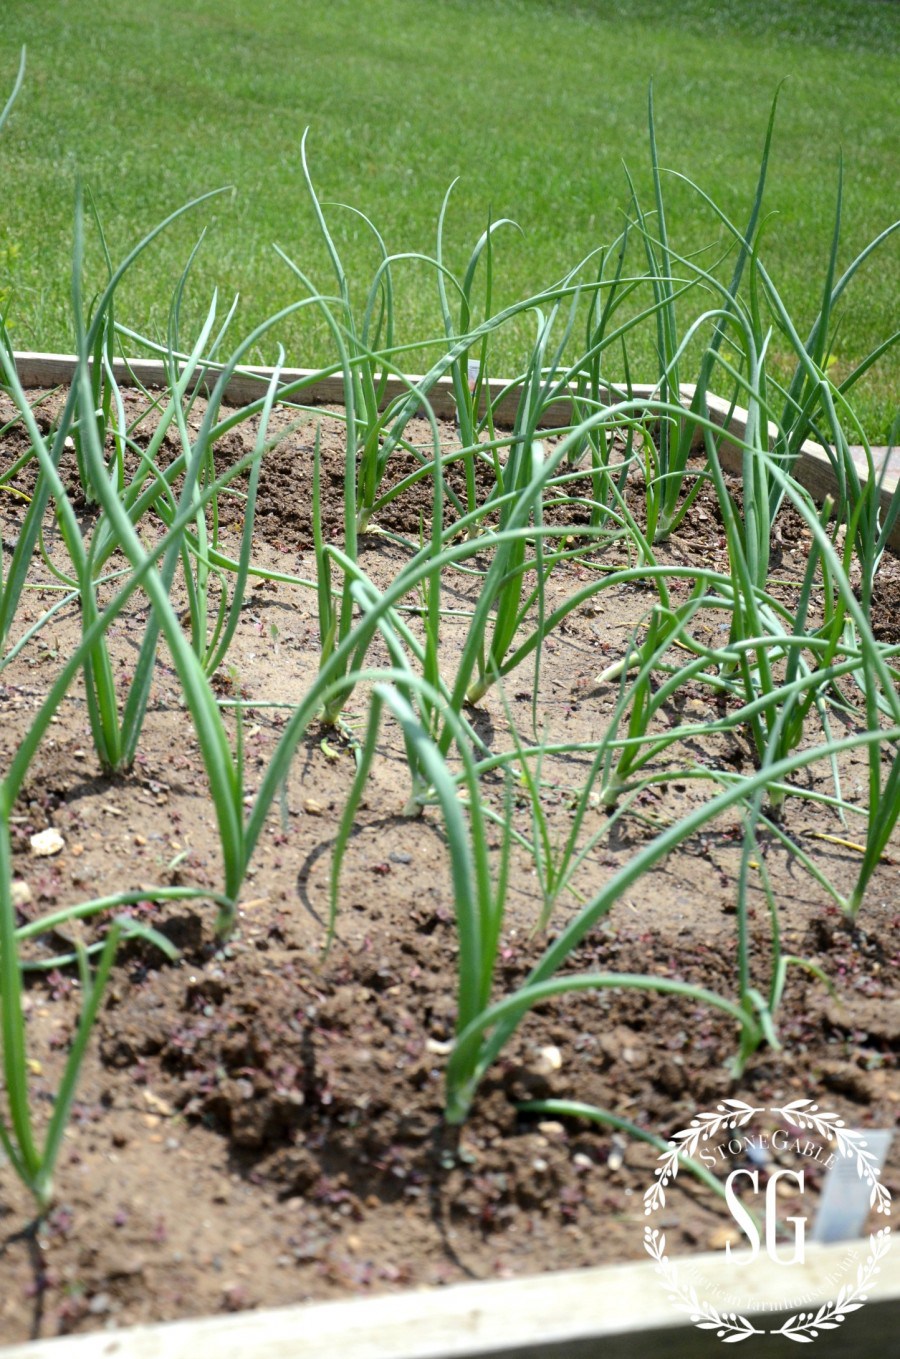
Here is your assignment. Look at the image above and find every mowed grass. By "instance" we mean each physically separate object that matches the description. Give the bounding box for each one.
[1,0,897,437]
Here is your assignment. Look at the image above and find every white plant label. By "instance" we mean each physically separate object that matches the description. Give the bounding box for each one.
[811,1128,893,1244]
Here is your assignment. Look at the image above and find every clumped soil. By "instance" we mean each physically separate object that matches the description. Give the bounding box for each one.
[0,389,897,1344]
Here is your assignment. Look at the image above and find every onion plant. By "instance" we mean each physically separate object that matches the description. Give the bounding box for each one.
[276,133,460,539]
[434,186,520,522]
[767,156,899,484]
[2,292,233,772]
[442,722,897,1123]
[662,117,898,554]
[0,683,236,1214]
[619,83,774,543]
[296,128,393,505]
[0,868,123,1212]
[0,184,230,668]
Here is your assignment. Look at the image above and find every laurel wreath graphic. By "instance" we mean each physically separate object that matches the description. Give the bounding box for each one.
[644,1226,765,1342]
[643,1098,763,1216]
[769,1100,892,1218]
[642,1100,892,1344]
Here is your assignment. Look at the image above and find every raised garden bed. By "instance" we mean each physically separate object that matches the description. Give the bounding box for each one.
[0,365,897,1348]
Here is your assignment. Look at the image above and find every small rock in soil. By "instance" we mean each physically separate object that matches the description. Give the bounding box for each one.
[30,827,65,856]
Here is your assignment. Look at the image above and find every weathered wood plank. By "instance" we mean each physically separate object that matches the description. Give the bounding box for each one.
[8,350,642,424]
[0,1239,896,1359]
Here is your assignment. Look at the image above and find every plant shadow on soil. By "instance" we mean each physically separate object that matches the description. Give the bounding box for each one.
[0,390,898,1342]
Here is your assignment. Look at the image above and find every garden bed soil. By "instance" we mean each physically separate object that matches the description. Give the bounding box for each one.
[0,391,898,1345]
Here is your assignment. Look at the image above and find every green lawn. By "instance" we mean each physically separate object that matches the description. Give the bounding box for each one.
[1,0,897,437]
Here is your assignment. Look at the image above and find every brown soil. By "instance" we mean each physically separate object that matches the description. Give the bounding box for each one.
[0,390,898,1344]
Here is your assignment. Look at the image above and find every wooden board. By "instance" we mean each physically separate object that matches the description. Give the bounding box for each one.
[0,1239,896,1359]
